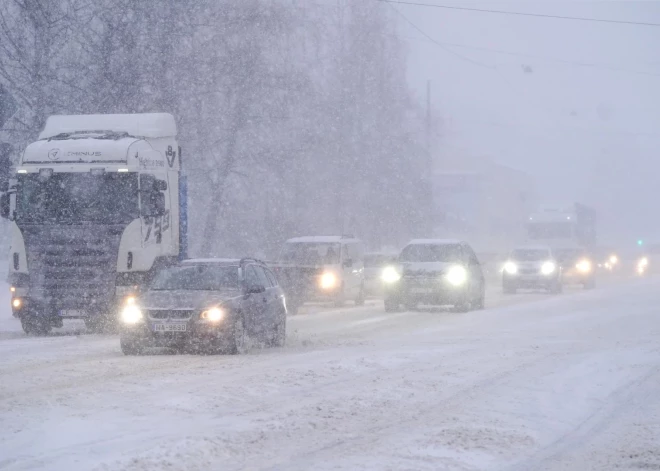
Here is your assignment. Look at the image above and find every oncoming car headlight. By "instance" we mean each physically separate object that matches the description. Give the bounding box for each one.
[320,272,338,290]
[541,261,556,275]
[576,259,592,273]
[121,304,143,324]
[381,266,401,284]
[200,307,224,322]
[503,261,518,275]
[446,265,468,287]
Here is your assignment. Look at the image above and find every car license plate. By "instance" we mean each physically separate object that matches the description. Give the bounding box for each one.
[411,287,433,294]
[60,309,83,317]
[153,323,187,332]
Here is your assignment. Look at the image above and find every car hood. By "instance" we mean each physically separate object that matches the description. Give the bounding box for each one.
[401,261,457,275]
[139,290,243,310]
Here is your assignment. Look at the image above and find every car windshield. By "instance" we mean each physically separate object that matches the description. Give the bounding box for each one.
[364,254,394,268]
[279,242,340,265]
[400,244,463,263]
[150,265,241,291]
[15,172,139,224]
[528,222,573,239]
[511,249,550,261]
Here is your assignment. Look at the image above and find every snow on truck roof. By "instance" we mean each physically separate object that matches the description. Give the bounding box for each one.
[39,113,177,140]
[182,258,241,265]
[407,239,463,246]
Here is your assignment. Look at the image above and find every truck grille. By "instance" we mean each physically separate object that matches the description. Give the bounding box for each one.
[20,224,125,310]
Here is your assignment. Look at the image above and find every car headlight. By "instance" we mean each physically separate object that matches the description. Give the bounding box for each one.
[12,298,22,309]
[639,257,649,267]
[503,261,518,275]
[576,259,592,273]
[200,307,224,322]
[120,304,143,324]
[320,272,338,290]
[541,261,556,275]
[609,255,618,265]
[446,265,468,286]
[381,265,401,283]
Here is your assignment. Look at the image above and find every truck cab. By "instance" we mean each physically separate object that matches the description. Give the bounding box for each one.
[1,113,184,334]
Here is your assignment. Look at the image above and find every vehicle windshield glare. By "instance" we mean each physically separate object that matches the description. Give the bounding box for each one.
[400,244,463,263]
[511,249,551,261]
[150,265,240,291]
[280,242,340,265]
[15,172,139,224]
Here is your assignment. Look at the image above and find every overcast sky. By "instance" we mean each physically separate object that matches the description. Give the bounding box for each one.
[393,0,660,245]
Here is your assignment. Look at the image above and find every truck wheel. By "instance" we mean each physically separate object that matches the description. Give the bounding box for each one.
[453,300,471,313]
[228,316,247,355]
[21,314,52,336]
[120,336,143,356]
[84,317,105,333]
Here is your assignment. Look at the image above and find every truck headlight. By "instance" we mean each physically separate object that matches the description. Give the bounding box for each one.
[503,261,518,275]
[320,272,338,290]
[576,259,592,273]
[121,305,143,324]
[541,261,556,275]
[200,307,224,322]
[446,265,468,286]
[381,266,401,283]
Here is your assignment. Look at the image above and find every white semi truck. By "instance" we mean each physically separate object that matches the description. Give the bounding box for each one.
[0,113,188,334]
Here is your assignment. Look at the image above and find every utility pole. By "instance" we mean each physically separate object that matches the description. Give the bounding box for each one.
[425,80,434,235]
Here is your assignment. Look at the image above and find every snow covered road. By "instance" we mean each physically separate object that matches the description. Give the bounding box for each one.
[1,277,659,470]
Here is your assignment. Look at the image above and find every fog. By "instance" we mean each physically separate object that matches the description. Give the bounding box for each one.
[400,0,660,246]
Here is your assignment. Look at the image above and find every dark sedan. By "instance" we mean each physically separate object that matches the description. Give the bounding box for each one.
[118,258,287,355]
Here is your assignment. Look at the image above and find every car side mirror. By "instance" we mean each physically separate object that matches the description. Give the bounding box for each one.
[343,259,353,268]
[247,284,266,294]
[0,193,10,220]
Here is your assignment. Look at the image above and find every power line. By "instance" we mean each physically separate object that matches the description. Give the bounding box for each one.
[376,0,660,27]
[382,1,495,69]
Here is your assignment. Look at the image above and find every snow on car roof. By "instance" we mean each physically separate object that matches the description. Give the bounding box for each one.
[182,258,241,265]
[511,245,552,251]
[286,236,359,243]
[407,239,463,245]
[39,113,177,140]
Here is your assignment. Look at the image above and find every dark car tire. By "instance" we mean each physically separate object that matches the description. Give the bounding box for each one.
[228,315,248,355]
[384,297,400,312]
[355,284,365,306]
[269,311,286,348]
[21,314,52,336]
[453,300,471,313]
[474,288,486,310]
[120,336,143,356]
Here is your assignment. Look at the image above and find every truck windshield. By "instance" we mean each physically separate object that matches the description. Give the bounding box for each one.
[400,244,463,263]
[150,265,240,291]
[16,172,139,224]
[279,242,341,265]
[511,249,550,261]
[528,222,573,239]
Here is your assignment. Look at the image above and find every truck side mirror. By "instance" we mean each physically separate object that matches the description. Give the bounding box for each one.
[0,193,11,220]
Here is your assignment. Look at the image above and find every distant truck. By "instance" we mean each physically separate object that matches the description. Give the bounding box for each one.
[526,203,596,251]
[0,113,188,334]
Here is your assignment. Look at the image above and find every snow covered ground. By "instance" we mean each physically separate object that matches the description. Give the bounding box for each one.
[1,275,659,470]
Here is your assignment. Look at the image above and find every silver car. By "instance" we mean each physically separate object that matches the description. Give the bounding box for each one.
[118,258,287,355]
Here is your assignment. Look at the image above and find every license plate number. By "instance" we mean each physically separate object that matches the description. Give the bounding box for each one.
[60,309,83,317]
[153,323,187,332]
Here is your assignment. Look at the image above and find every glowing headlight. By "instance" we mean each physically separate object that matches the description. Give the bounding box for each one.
[200,307,224,322]
[124,295,137,305]
[320,272,338,290]
[541,261,556,275]
[639,257,649,267]
[120,305,143,324]
[446,265,468,286]
[503,261,518,275]
[609,255,618,265]
[576,259,592,273]
[12,298,22,309]
[381,266,401,283]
